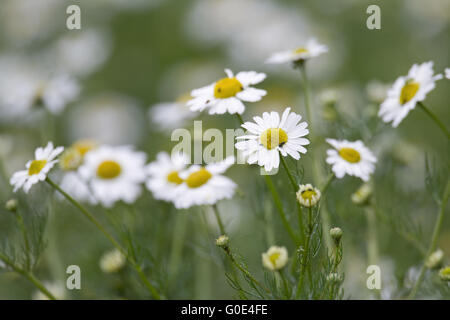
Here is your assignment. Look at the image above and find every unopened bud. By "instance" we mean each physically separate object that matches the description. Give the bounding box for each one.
[215,235,229,248]
[425,249,444,269]
[439,266,450,282]
[351,183,372,206]
[330,227,343,245]
[5,199,18,212]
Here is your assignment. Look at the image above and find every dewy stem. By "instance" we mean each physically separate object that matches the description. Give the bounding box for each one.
[408,178,450,299]
[264,175,299,245]
[45,177,162,300]
[418,102,450,140]
[0,252,56,300]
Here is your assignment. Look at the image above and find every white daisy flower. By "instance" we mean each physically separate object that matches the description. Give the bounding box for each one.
[172,156,236,209]
[10,142,64,193]
[149,94,197,131]
[378,61,443,127]
[296,184,321,208]
[262,246,288,271]
[235,107,309,172]
[187,69,266,115]
[326,139,377,182]
[266,38,328,64]
[78,145,147,208]
[60,172,97,205]
[445,68,450,80]
[146,152,189,202]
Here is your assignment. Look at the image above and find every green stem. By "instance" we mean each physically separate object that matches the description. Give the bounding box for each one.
[365,206,380,299]
[0,252,56,300]
[264,175,299,245]
[236,114,244,125]
[168,213,187,286]
[320,173,335,195]
[418,102,450,140]
[46,177,162,300]
[212,204,226,235]
[279,154,298,191]
[15,211,31,271]
[408,178,450,299]
[299,63,312,132]
[296,207,313,299]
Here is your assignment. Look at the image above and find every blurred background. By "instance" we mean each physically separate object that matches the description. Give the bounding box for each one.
[0,0,449,299]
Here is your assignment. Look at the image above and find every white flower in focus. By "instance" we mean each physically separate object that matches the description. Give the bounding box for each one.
[266,38,328,64]
[296,184,321,207]
[187,69,266,115]
[235,107,309,172]
[173,156,236,209]
[149,96,197,131]
[378,61,442,127]
[32,281,66,300]
[10,142,64,193]
[146,152,189,202]
[78,145,147,208]
[326,139,377,182]
[99,249,126,273]
[262,246,288,271]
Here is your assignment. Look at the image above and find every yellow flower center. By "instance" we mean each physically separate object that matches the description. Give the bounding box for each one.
[185,168,212,188]
[339,147,361,163]
[294,47,308,54]
[301,189,317,201]
[72,140,96,156]
[60,148,82,171]
[269,252,280,266]
[97,160,122,179]
[260,128,288,150]
[167,171,183,185]
[28,160,47,175]
[399,81,420,105]
[442,267,450,276]
[214,77,243,99]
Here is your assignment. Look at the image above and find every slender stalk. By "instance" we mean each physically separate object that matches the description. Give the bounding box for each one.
[365,206,380,299]
[279,154,298,191]
[15,211,31,271]
[299,63,312,132]
[264,175,299,245]
[320,173,335,195]
[236,113,245,125]
[46,177,162,300]
[278,269,290,298]
[212,204,226,235]
[408,178,450,299]
[0,252,56,300]
[296,207,313,299]
[418,102,450,140]
[168,213,187,285]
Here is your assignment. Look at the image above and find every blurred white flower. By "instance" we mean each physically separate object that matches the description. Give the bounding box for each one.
[78,145,147,208]
[60,172,97,205]
[326,139,377,182]
[266,38,328,64]
[146,152,189,202]
[32,281,66,300]
[66,94,145,145]
[10,142,64,193]
[445,68,450,80]
[188,69,266,115]
[99,249,126,274]
[379,61,442,128]
[149,96,196,131]
[366,80,390,104]
[236,107,309,172]
[262,246,288,271]
[173,156,236,209]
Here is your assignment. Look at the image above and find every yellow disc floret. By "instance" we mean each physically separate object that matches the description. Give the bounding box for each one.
[269,252,281,266]
[339,147,361,163]
[97,160,122,179]
[260,128,288,150]
[399,81,420,105]
[167,171,183,185]
[28,160,47,175]
[185,168,212,188]
[214,77,243,99]
[294,47,308,54]
[60,148,83,171]
[72,139,97,156]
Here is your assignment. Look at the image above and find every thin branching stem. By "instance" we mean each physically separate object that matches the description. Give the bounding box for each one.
[212,204,226,235]
[46,177,162,300]
[0,252,56,300]
[418,102,450,140]
[408,178,450,299]
[279,154,298,191]
[296,207,313,299]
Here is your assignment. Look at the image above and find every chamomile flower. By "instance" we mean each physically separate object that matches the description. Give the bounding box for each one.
[326,139,377,182]
[235,107,309,172]
[146,152,189,202]
[78,145,147,208]
[296,184,321,207]
[378,61,443,127]
[172,156,236,209]
[262,246,288,271]
[187,69,266,115]
[266,38,328,64]
[10,142,64,193]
